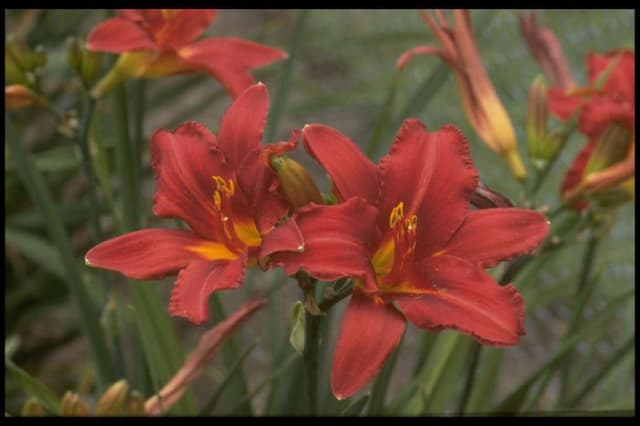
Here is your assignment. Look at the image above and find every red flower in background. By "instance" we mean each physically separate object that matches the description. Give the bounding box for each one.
[261,120,550,398]
[87,9,287,98]
[85,84,290,324]
[549,50,635,209]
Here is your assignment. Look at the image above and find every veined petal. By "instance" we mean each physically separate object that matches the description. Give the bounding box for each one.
[152,9,217,49]
[169,252,247,325]
[331,287,405,399]
[579,97,634,138]
[181,36,287,69]
[151,121,234,241]
[87,17,156,53]
[236,132,300,234]
[302,124,379,205]
[587,50,635,101]
[261,197,380,292]
[85,229,212,280]
[395,255,525,346]
[216,83,269,167]
[378,120,478,256]
[548,88,583,122]
[200,61,257,99]
[438,208,550,268]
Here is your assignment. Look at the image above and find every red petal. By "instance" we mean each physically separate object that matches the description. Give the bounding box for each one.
[378,120,478,257]
[302,124,379,205]
[588,50,635,101]
[182,36,287,68]
[561,139,597,211]
[216,83,269,167]
[395,255,525,346]
[169,252,247,325]
[87,17,156,53]
[548,88,583,122]
[579,96,634,138]
[331,287,405,399]
[85,228,207,280]
[236,145,292,234]
[440,208,550,268]
[261,197,380,292]
[152,9,216,49]
[151,121,234,241]
[117,9,144,22]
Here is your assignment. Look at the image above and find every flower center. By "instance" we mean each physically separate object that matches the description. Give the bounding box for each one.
[211,175,261,251]
[372,201,418,286]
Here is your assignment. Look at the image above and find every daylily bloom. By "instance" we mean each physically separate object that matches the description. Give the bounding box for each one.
[397,9,527,180]
[85,83,290,324]
[87,9,287,98]
[519,11,577,91]
[261,120,550,398]
[549,50,635,209]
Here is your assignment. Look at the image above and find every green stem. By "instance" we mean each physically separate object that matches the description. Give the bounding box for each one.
[557,233,601,405]
[567,335,634,407]
[76,94,103,241]
[318,279,353,312]
[113,84,139,230]
[6,114,115,387]
[303,304,321,415]
[455,342,482,415]
[133,81,145,208]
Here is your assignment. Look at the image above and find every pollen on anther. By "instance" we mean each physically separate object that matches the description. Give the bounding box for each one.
[296,244,304,252]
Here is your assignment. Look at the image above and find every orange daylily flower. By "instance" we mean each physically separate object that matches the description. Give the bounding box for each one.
[87,9,287,98]
[397,9,527,180]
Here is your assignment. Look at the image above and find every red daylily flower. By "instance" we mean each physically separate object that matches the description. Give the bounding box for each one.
[85,83,290,325]
[549,50,635,209]
[87,9,287,98]
[261,120,550,399]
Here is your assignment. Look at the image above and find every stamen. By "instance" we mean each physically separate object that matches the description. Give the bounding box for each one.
[210,175,244,251]
[389,202,404,229]
[384,202,418,283]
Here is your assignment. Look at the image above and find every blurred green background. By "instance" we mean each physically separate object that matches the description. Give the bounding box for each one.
[5,9,634,415]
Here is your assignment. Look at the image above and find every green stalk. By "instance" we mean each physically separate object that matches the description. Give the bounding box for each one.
[455,342,482,415]
[133,81,145,219]
[567,335,634,407]
[113,85,139,230]
[76,94,103,241]
[264,9,310,144]
[303,305,321,415]
[6,114,115,387]
[557,233,601,406]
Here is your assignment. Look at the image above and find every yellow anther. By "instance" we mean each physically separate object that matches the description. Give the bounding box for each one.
[405,215,418,231]
[211,175,235,198]
[227,178,235,196]
[389,202,404,229]
[213,191,222,209]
